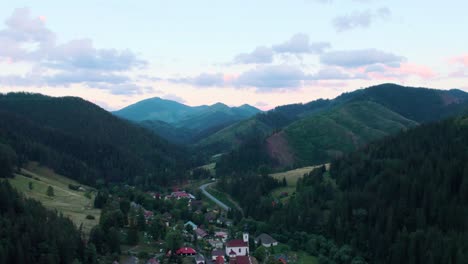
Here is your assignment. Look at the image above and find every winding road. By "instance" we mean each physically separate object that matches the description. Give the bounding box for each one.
[199,182,231,211]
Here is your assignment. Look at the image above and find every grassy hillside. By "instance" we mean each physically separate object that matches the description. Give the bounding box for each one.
[283,101,418,166]
[7,162,100,235]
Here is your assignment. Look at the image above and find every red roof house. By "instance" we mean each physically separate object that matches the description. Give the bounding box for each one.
[176,247,197,256]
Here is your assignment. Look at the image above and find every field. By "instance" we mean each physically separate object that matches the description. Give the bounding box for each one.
[270,165,329,201]
[7,162,100,235]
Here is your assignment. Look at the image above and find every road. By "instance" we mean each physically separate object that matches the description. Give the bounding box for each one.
[199,182,231,211]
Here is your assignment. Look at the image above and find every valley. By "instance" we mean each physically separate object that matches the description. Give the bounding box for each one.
[1,84,468,264]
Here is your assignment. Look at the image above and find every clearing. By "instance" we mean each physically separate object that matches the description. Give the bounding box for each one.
[270,164,329,202]
[7,162,100,236]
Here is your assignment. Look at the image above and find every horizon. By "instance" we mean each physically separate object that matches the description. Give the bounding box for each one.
[3,82,466,112]
[0,1,467,111]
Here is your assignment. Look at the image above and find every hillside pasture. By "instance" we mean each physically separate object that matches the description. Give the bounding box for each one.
[270,165,329,202]
[8,162,100,235]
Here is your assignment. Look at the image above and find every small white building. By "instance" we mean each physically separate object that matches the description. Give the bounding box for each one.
[255,233,278,247]
[225,232,249,257]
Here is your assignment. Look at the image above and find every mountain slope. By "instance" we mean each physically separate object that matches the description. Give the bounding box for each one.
[214,84,468,172]
[196,98,333,154]
[0,93,187,186]
[345,83,468,122]
[201,84,468,157]
[280,101,418,166]
[114,97,262,144]
[272,115,468,263]
[113,97,197,123]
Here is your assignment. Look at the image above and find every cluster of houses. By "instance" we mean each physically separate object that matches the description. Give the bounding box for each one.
[130,189,280,264]
[174,224,279,264]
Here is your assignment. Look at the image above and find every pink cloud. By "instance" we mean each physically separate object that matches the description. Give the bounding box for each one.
[449,54,468,67]
[396,63,437,79]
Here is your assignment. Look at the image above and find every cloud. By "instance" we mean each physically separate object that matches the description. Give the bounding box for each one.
[162,94,186,103]
[310,67,355,80]
[170,73,225,87]
[233,46,273,64]
[47,39,147,71]
[232,65,307,91]
[333,7,391,32]
[232,34,329,64]
[449,54,468,67]
[320,48,405,68]
[0,8,148,95]
[272,33,331,54]
[255,101,269,107]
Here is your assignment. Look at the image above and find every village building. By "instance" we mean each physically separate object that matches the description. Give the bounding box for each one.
[169,191,195,200]
[195,227,208,239]
[215,231,228,242]
[208,238,224,249]
[212,249,225,262]
[184,221,198,231]
[176,247,197,256]
[195,254,206,264]
[225,231,249,258]
[146,258,160,264]
[205,211,217,223]
[254,233,278,247]
[229,256,258,264]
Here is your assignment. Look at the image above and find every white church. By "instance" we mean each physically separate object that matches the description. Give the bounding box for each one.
[225,231,249,257]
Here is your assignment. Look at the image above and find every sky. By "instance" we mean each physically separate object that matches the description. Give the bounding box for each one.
[0,1,467,110]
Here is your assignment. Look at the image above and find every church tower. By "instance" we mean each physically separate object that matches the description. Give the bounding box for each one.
[243,231,249,243]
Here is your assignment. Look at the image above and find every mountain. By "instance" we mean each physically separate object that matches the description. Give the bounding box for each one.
[113,97,262,144]
[270,115,468,263]
[213,84,468,171]
[196,98,334,154]
[113,97,202,123]
[278,101,418,166]
[0,92,188,186]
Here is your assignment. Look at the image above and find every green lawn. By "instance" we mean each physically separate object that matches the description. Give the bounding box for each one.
[7,162,100,236]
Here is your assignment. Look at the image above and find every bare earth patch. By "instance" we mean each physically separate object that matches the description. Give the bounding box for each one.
[266,131,295,167]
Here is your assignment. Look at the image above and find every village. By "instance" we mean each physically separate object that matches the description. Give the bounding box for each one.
[120,185,285,264]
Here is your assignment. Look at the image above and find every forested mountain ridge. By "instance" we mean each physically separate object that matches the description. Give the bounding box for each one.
[281,101,418,166]
[214,84,468,172]
[266,115,468,263]
[0,92,188,187]
[113,97,261,144]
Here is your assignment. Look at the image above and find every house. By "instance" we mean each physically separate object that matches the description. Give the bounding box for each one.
[146,258,160,264]
[208,238,224,249]
[190,200,203,211]
[144,210,154,220]
[195,228,208,239]
[176,247,197,256]
[170,191,195,200]
[195,255,206,264]
[205,212,217,223]
[225,231,249,257]
[215,231,228,242]
[229,256,258,264]
[184,221,198,231]
[212,249,225,262]
[254,234,278,247]
[215,255,226,264]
